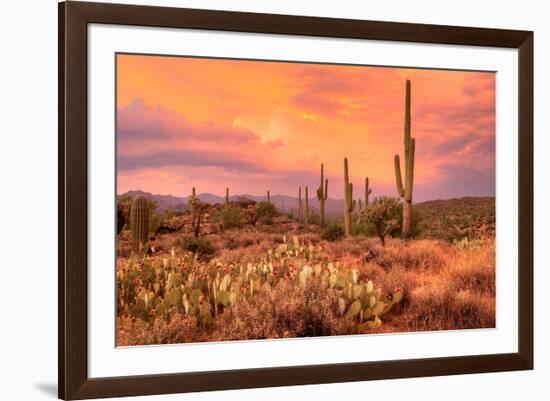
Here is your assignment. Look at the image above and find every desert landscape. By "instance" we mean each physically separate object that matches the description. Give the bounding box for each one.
[115,55,496,346]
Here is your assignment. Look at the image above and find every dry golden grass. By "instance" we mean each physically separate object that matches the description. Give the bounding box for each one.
[117,233,495,345]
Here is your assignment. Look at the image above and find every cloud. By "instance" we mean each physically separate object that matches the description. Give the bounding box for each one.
[118,148,270,173]
[118,98,259,145]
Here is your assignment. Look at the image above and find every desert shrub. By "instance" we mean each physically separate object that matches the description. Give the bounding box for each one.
[177,236,216,260]
[257,201,278,218]
[307,212,320,226]
[408,284,495,331]
[260,216,274,225]
[359,197,400,246]
[117,315,199,346]
[448,242,495,296]
[373,239,448,271]
[351,222,374,236]
[320,223,344,242]
[213,207,245,231]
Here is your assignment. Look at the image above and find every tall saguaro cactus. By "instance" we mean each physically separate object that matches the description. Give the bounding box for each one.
[267,190,271,204]
[343,157,356,237]
[191,187,196,222]
[394,80,416,239]
[225,187,229,207]
[130,195,150,255]
[304,186,309,228]
[298,187,303,223]
[364,177,372,208]
[317,163,328,226]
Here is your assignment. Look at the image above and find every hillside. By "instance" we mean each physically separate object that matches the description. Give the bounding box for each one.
[414,196,495,241]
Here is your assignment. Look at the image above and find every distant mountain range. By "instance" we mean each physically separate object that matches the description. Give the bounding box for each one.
[119,189,348,217]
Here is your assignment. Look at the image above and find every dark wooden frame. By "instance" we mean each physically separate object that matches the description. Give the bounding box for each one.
[59,1,533,399]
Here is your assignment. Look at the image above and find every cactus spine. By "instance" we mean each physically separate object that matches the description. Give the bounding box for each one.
[225,187,229,207]
[394,80,416,239]
[343,157,356,237]
[316,163,328,226]
[130,196,150,255]
[304,186,309,228]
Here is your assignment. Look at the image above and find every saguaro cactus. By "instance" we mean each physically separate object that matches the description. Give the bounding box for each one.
[190,187,196,222]
[394,80,416,239]
[364,177,372,208]
[130,195,150,255]
[316,163,328,226]
[343,157,356,237]
[304,186,309,228]
[225,187,229,207]
[298,187,303,223]
[267,190,271,204]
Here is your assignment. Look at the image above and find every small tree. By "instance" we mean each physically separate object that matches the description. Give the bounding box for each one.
[359,196,400,246]
[244,204,261,229]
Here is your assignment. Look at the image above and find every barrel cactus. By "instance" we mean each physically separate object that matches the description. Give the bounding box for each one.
[130,196,150,255]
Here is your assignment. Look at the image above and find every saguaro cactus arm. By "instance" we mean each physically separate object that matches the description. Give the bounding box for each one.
[405,138,415,202]
[394,155,405,197]
[317,164,329,201]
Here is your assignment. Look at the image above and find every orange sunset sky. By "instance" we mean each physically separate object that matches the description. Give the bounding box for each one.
[116,54,495,202]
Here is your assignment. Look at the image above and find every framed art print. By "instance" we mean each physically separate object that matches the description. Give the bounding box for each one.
[59,1,533,399]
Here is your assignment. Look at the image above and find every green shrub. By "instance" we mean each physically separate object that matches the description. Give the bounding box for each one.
[177,237,216,260]
[307,212,320,226]
[260,216,274,225]
[351,222,374,236]
[256,201,278,219]
[320,224,345,242]
[213,207,245,231]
